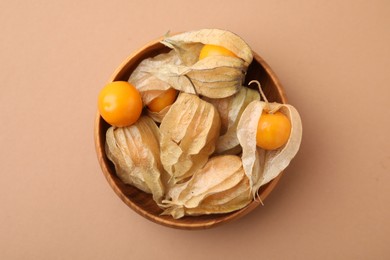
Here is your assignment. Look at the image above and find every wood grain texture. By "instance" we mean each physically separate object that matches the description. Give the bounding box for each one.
[94,38,288,230]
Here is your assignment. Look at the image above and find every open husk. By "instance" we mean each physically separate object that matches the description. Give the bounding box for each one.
[103,29,304,220]
[159,93,221,185]
[128,29,253,101]
[204,87,260,154]
[161,29,253,67]
[105,116,167,204]
[237,100,302,197]
[162,155,252,219]
[128,50,188,105]
[159,29,253,98]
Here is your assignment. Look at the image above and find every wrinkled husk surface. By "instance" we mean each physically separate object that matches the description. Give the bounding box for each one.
[237,100,303,198]
[161,155,252,219]
[204,87,260,155]
[146,104,172,123]
[128,29,253,100]
[161,29,253,67]
[160,29,253,98]
[128,50,182,105]
[159,93,221,185]
[105,116,167,204]
[104,29,303,219]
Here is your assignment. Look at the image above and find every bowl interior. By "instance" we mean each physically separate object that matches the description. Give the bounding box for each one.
[95,39,287,230]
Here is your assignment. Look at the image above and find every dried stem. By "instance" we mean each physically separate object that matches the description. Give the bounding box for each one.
[249,80,270,112]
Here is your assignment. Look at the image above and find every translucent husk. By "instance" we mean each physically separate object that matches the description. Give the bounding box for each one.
[204,87,260,154]
[159,93,221,185]
[105,30,304,219]
[158,29,253,98]
[237,100,303,198]
[128,29,253,100]
[128,50,244,98]
[146,104,172,123]
[105,116,167,204]
[184,180,252,217]
[128,50,184,105]
[161,29,253,67]
[162,155,252,219]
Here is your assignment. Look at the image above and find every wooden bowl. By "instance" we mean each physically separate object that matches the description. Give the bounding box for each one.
[94,37,288,230]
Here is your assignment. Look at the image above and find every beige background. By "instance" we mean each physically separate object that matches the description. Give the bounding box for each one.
[1,0,389,259]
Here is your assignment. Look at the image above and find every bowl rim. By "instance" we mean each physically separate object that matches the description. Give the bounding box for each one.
[94,36,288,230]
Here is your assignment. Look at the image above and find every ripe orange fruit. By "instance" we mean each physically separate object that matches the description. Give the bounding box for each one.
[199,44,237,60]
[98,81,143,127]
[256,112,291,150]
[147,88,178,112]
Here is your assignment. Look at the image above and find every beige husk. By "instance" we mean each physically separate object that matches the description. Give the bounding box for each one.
[105,116,167,204]
[161,29,253,67]
[128,29,253,100]
[146,104,172,123]
[128,50,184,105]
[104,30,304,219]
[162,155,252,219]
[158,29,253,98]
[159,93,221,185]
[204,87,260,154]
[237,100,303,198]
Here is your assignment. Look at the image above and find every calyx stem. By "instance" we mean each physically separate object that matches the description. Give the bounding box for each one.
[249,80,271,112]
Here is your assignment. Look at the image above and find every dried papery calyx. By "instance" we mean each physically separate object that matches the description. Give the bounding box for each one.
[128,50,195,103]
[105,116,167,204]
[146,104,172,123]
[204,87,260,155]
[145,88,178,123]
[236,81,302,198]
[103,29,304,220]
[128,29,253,101]
[159,93,221,185]
[161,29,253,67]
[162,155,252,219]
[159,29,254,98]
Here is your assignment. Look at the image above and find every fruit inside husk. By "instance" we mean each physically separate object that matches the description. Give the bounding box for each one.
[103,29,302,219]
